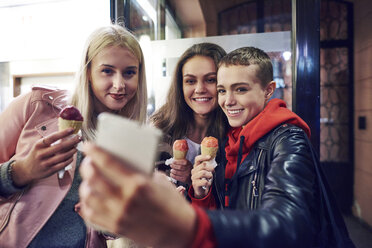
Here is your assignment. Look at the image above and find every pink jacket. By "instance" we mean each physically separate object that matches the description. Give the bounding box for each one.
[0,86,106,248]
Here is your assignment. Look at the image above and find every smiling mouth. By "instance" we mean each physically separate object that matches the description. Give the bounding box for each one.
[193,97,212,102]
[227,109,243,115]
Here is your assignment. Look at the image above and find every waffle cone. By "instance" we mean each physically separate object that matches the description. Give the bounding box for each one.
[58,117,83,134]
[201,145,218,159]
[173,149,187,159]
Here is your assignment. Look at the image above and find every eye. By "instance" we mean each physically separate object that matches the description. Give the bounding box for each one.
[217,88,226,94]
[184,78,196,84]
[102,68,113,74]
[206,77,217,84]
[236,87,248,93]
[123,69,137,78]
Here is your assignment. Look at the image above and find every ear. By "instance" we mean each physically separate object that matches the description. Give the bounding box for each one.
[264,81,276,100]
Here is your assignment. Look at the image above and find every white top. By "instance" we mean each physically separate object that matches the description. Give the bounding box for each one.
[185,137,201,165]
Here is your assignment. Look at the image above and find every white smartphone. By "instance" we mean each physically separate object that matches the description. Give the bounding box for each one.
[95,112,163,175]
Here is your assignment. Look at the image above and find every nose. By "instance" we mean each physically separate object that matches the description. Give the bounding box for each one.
[224,92,236,106]
[195,81,206,94]
[113,74,125,91]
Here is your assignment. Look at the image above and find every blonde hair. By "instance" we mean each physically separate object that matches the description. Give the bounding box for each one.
[71,24,148,141]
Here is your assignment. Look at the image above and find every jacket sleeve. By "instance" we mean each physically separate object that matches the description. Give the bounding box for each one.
[0,92,33,163]
[206,129,319,248]
[0,92,33,198]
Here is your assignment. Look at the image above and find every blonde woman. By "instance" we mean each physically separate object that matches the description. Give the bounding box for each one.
[0,24,147,248]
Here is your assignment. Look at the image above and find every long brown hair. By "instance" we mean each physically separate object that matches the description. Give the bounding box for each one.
[150,42,228,143]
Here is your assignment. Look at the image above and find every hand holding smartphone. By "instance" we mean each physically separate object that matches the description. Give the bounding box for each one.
[95,113,163,175]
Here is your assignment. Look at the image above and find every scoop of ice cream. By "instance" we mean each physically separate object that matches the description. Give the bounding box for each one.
[201,136,218,148]
[173,139,189,159]
[58,105,83,134]
[59,105,84,121]
[201,136,218,159]
[173,139,189,151]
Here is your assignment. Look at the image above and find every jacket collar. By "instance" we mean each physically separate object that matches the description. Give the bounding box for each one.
[37,87,69,111]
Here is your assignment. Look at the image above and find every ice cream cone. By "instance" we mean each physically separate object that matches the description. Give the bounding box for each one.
[201,136,218,159]
[57,105,84,179]
[58,118,83,134]
[58,105,84,133]
[173,139,189,159]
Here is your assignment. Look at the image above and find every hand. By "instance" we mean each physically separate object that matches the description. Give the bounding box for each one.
[12,128,81,186]
[170,158,192,184]
[79,143,197,248]
[176,186,186,195]
[191,154,214,199]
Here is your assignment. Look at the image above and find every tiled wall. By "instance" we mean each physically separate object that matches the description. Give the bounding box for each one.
[354,0,372,227]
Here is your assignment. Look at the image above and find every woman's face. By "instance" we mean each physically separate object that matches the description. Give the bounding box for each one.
[90,45,139,114]
[182,55,218,117]
[217,64,269,128]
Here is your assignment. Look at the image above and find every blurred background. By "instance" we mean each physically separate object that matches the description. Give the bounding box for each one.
[0,0,371,246]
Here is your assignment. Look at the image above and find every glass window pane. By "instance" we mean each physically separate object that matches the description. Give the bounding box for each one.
[0,0,111,109]
[125,0,293,111]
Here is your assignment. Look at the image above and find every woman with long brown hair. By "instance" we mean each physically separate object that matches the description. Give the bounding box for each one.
[150,42,228,185]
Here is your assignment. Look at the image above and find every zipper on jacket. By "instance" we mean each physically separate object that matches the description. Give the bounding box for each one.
[213,171,224,210]
[250,149,263,209]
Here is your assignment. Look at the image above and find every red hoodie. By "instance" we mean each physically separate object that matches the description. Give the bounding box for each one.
[224,98,310,186]
[190,99,310,248]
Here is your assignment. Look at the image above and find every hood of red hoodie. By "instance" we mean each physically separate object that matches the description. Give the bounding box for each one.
[224,99,310,177]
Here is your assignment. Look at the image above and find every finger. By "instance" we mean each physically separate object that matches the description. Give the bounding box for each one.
[45,157,74,175]
[170,168,189,178]
[46,135,81,155]
[176,186,186,195]
[191,164,212,176]
[170,162,190,170]
[83,143,152,207]
[170,165,189,172]
[198,170,213,180]
[37,136,80,160]
[79,182,111,229]
[194,176,212,187]
[153,171,168,181]
[86,163,121,197]
[194,155,211,167]
[170,174,187,183]
[153,171,176,189]
[79,180,109,212]
[191,170,213,182]
[43,148,77,167]
[39,128,75,147]
[80,157,122,198]
[172,159,187,164]
[80,157,95,179]
[197,161,215,172]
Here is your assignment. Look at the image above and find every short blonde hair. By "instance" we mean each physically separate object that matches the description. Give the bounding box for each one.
[71,24,148,141]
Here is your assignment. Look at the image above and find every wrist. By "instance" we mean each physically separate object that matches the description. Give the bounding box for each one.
[11,160,31,187]
[160,202,197,248]
[195,188,208,199]
[0,160,27,195]
[180,204,198,248]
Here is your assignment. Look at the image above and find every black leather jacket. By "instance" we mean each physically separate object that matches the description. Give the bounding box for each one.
[206,124,352,248]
